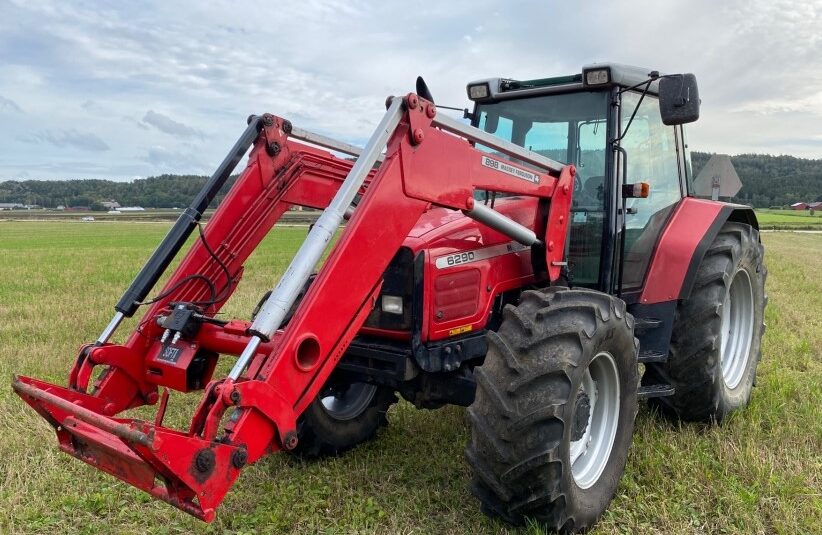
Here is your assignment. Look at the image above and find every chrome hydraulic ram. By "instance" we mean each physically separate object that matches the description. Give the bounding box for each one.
[463,202,540,246]
[94,116,264,345]
[227,97,404,380]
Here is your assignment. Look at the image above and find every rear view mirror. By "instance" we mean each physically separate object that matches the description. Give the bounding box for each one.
[483,112,499,134]
[659,74,700,125]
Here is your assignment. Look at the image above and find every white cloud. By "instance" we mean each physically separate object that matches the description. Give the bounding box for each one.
[0,95,23,113]
[0,0,820,180]
[20,129,110,152]
[142,110,201,138]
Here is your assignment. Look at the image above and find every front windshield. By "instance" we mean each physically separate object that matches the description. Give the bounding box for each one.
[474,90,610,287]
[475,91,609,210]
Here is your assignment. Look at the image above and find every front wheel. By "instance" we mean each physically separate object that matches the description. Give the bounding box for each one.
[466,288,638,532]
[290,376,396,458]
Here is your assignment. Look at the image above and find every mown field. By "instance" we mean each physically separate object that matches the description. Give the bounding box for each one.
[0,221,819,534]
[754,209,822,230]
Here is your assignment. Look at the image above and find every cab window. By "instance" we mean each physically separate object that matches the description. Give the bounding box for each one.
[620,92,683,290]
[475,91,609,287]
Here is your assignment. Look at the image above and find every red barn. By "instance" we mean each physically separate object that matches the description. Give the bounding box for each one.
[791,202,809,210]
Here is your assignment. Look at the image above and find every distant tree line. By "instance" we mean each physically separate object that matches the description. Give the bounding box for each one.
[691,152,822,207]
[1,152,820,209]
[0,174,238,210]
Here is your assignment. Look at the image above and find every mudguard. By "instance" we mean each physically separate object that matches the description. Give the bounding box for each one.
[639,197,758,305]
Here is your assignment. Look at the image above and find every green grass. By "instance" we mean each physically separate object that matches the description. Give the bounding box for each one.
[754,209,822,229]
[0,221,819,534]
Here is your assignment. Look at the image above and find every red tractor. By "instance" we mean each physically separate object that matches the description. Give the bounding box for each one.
[13,63,766,532]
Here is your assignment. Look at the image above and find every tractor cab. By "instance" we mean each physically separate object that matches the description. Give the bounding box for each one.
[466,63,700,296]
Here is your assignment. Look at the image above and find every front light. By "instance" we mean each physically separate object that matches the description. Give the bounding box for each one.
[583,68,610,86]
[381,295,403,315]
[467,83,490,100]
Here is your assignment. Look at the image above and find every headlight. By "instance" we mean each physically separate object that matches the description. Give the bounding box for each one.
[381,295,404,315]
[467,83,491,100]
[583,68,610,86]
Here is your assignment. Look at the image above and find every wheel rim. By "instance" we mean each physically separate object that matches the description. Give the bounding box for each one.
[569,351,620,489]
[320,382,378,421]
[720,268,755,389]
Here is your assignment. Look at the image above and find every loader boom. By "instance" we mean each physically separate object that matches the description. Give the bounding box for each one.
[13,93,574,520]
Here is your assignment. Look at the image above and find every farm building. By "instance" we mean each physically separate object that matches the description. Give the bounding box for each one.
[809,201,822,211]
[791,202,808,210]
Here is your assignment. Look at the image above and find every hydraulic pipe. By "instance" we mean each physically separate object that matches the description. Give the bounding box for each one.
[289,125,385,163]
[110,117,263,323]
[463,202,540,246]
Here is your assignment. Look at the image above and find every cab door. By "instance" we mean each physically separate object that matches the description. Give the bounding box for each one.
[617,92,685,292]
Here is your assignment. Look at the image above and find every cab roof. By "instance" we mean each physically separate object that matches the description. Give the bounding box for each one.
[467,63,661,102]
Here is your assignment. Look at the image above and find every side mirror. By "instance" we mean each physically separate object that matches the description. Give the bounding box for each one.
[658,74,700,125]
[483,112,499,133]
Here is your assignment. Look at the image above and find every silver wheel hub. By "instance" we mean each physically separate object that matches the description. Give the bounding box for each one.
[320,382,378,421]
[569,351,620,489]
[720,268,755,389]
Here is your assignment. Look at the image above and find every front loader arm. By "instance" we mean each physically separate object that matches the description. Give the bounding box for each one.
[13,93,574,521]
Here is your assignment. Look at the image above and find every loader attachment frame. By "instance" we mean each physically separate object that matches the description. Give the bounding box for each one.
[13,93,574,521]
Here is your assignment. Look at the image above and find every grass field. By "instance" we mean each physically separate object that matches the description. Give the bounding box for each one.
[0,221,819,534]
[754,209,822,230]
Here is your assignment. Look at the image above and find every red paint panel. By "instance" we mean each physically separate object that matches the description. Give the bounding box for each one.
[434,269,481,321]
[640,197,725,304]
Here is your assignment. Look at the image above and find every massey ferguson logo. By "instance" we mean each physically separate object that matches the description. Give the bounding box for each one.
[481,155,540,183]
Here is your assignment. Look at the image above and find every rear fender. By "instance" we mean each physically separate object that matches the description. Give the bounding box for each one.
[639,198,758,305]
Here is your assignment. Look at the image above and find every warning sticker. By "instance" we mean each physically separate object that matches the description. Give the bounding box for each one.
[480,155,540,183]
[449,325,473,336]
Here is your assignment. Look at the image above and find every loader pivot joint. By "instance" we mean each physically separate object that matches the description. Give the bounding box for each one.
[194,449,216,478]
[266,141,281,157]
[231,448,248,469]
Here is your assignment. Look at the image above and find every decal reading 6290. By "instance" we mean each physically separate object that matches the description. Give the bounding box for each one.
[435,242,528,269]
[480,155,540,184]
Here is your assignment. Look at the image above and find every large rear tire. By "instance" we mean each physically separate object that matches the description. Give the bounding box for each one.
[466,288,638,532]
[644,221,766,422]
[290,377,396,458]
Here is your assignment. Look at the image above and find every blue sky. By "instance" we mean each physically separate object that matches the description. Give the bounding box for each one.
[1,0,820,181]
